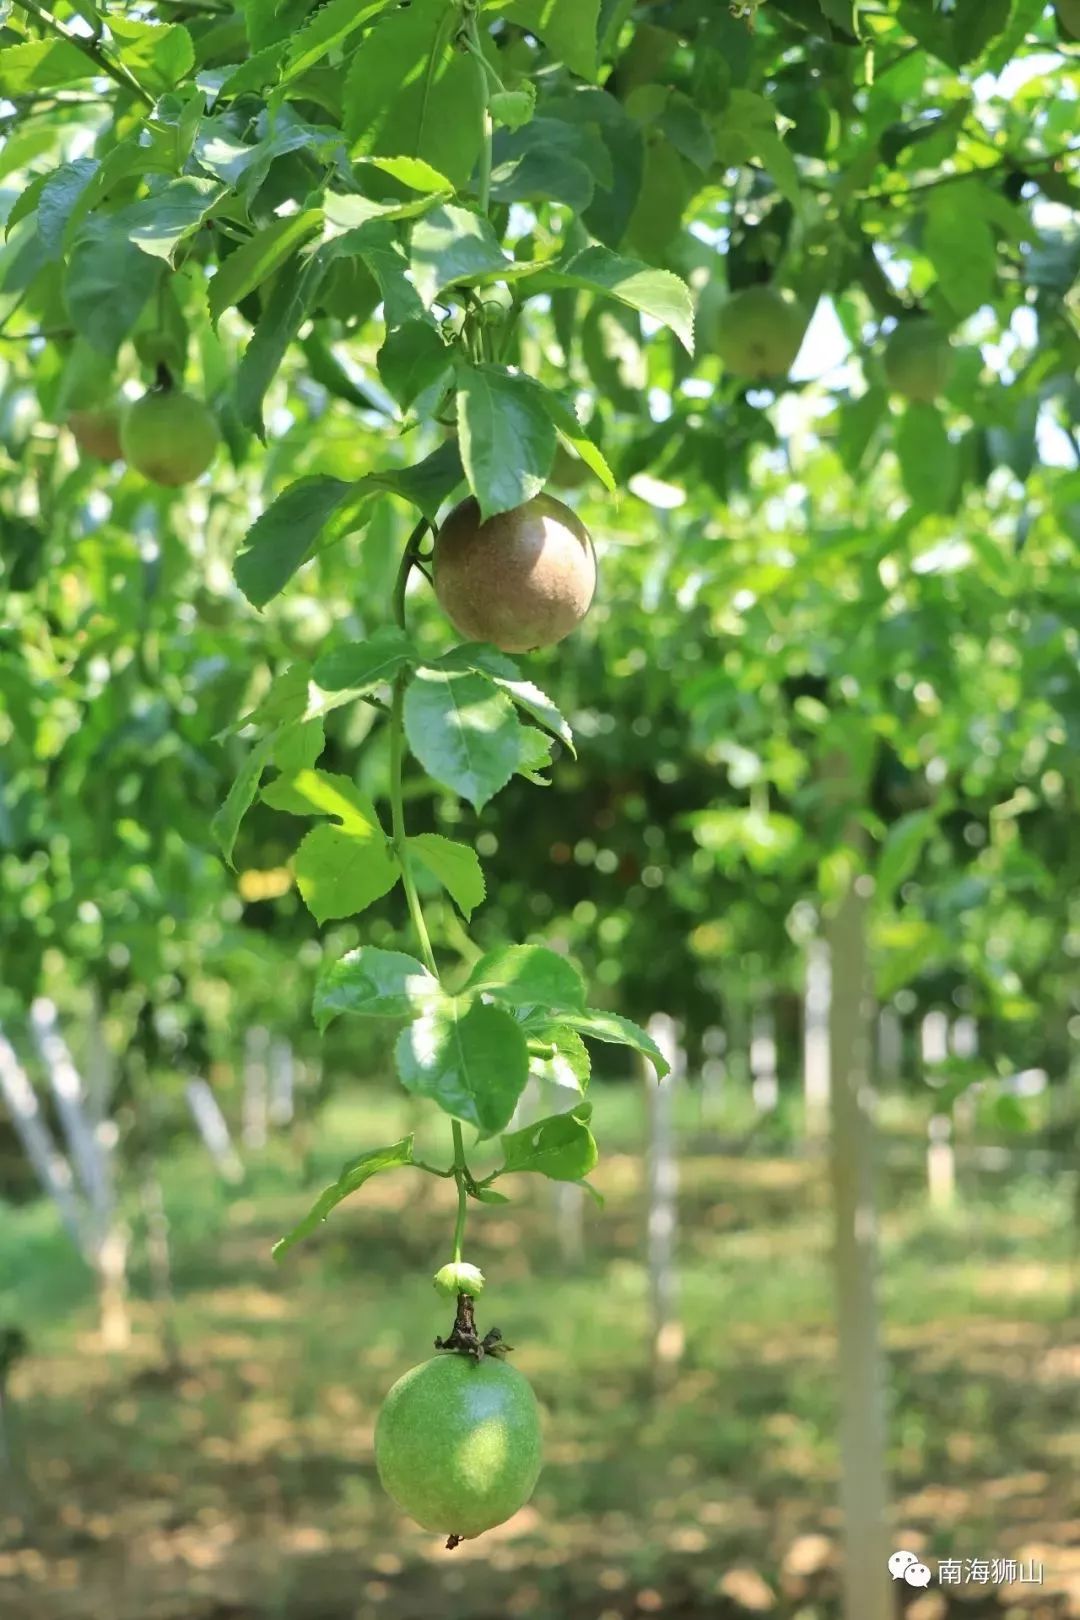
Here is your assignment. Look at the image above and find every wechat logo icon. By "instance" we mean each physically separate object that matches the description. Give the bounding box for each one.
[889,1550,933,1587]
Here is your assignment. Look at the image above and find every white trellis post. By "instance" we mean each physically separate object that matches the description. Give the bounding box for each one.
[922,1011,955,1210]
[242,1026,270,1150]
[185,1079,244,1183]
[750,1000,779,1112]
[804,936,832,1138]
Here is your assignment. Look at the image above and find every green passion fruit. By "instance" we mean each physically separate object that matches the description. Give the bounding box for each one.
[120,382,219,487]
[433,493,596,654]
[67,407,124,463]
[375,1353,543,1540]
[882,319,954,403]
[707,284,807,381]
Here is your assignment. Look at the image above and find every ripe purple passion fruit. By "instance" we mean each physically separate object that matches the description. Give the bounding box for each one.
[374,1353,542,1540]
[432,493,596,654]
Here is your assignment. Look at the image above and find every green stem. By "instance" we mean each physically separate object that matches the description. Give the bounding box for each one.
[461,14,494,215]
[477,108,493,216]
[12,0,155,108]
[451,1122,468,1262]
[387,518,471,1262]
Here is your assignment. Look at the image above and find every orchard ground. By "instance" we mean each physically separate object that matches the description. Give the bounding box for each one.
[0,1086,1076,1620]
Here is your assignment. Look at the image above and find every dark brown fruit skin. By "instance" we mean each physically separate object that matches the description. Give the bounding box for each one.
[433,494,596,654]
[68,407,123,463]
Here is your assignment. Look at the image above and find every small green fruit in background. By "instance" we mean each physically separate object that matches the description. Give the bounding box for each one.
[434,1262,486,1298]
[1058,0,1080,38]
[120,373,219,487]
[375,1354,542,1539]
[433,493,596,654]
[67,407,123,463]
[705,284,807,380]
[882,318,954,403]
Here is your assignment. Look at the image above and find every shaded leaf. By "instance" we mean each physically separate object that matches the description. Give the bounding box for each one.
[314,948,438,1031]
[273,1137,415,1258]
[313,627,417,692]
[498,1103,598,1181]
[407,833,486,919]
[403,670,524,809]
[466,944,586,1011]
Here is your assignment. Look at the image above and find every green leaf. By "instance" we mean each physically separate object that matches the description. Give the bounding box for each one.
[456,363,556,520]
[272,716,325,774]
[209,210,323,326]
[524,381,616,493]
[410,205,509,307]
[407,833,486,919]
[923,184,996,320]
[105,17,195,93]
[471,1185,512,1204]
[37,160,99,260]
[211,734,277,867]
[64,218,160,357]
[119,178,224,264]
[529,1025,591,1092]
[261,768,384,826]
[500,0,602,80]
[333,220,426,327]
[324,189,446,231]
[233,476,352,609]
[896,404,957,512]
[313,627,417,692]
[218,41,286,98]
[403,670,525,810]
[377,321,453,411]
[292,817,399,924]
[344,0,485,189]
[490,118,601,213]
[430,646,576,754]
[558,1009,671,1079]
[876,809,937,906]
[273,1136,415,1258]
[235,249,330,435]
[356,155,455,193]
[282,0,388,83]
[498,1103,598,1181]
[465,944,586,1012]
[545,89,643,248]
[0,40,93,96]
[534,246,694,351]
[395,996,530,1136]
[313,948,438,1031]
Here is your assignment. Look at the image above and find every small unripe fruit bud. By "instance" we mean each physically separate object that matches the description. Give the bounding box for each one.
[433,1262,485,1298]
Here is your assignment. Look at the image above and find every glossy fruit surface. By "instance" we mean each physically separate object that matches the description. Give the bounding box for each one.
[375,1353,543,1539]
[433,494,596,653]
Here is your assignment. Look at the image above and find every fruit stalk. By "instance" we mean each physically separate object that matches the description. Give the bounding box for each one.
[387,516,471,1266]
